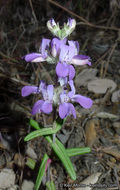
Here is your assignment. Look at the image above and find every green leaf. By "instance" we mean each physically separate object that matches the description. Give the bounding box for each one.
[66,147,91,157]
[24,125,61,142]
[35,154,49,190]
[29,119,40,130]
[26,157,36,170]
[25,118,64,142]
[46,180,56,190]
[46,137,76,180]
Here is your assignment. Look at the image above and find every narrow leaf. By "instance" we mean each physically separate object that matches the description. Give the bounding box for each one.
[29,119,40,130]
[26,157,36,170]
[46,180,56,190]
[66,147,91,157]
[35,154,49,190]
[46,137,76,180]
[24,125,61,141]
[25,118,64,141]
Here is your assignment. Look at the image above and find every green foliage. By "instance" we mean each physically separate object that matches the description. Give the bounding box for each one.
[26,157,36,170]
[35,154,49,190]
[26,118,91,188]
[46,180,56,190]
[67,147,91,157]
[46,136,76,180]
[29,119,40,130]
[24,119,63,141]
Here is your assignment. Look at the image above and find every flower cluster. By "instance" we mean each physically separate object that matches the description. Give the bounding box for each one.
[22,18,93,119]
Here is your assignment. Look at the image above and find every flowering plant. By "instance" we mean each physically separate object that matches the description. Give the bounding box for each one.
[22,18,93,190]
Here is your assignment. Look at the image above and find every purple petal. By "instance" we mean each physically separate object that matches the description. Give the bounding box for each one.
[51,38,58,57]
[47,85,54,101]
[67,18,73,27]
[21,86,38,97]
[68,103,76,118]
[68,40,79,54]
[72,55,91,66]
[68,80,75,98]
[60,92,69,104]
[23,53,45,62]
[41,38,51,58]
[59,45,75,62]
[59,102,76,119]
[59,103,69,119]
[67,18,76,28]
[56,62,69,78]
[69,65,75,80]
[39,81,46,92]
[59,45,69,62]
[68,46,76,61]
[51,43,57,57]
[31,100,44,115]
[41,101,53,114]
[62,38,67,44]
[51,38,67,57]
[50,18,56,27]
[73,95,93,109]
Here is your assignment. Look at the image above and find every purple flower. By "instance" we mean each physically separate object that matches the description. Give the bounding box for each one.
[59,42,91,66]
[23,37,67,64]
[23,39,51,62]
[51,38,67,58]
[32,84,54,115]
[59,80,93,119]
[21,81,45,97]
[56,41,91,79]
[56,62,75,80]
[72,55,91,66]
[68,40,79,55]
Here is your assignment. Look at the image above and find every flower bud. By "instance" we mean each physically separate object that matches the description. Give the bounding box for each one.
[61,18,76,39]
[47,18,60,37]
[67,18,76,29]
[47,18,76,40]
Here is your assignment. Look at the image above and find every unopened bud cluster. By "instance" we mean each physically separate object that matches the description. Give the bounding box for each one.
[47,18,76,40]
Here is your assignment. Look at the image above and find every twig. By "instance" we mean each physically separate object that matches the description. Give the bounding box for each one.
[48,0,120,32]
[0,73,31,86]
[28,0,38,23]
[11,28,25,55]
[94,48,111,67]
[77,22,120,31]
[48,0,89,24]
[103,41,118,77]
[0,52,19,63]
[100,87,112,105]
